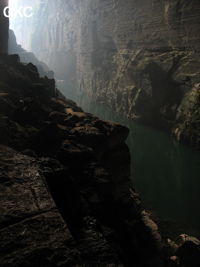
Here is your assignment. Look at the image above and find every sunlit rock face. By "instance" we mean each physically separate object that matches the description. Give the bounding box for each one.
[0,0,9,53]
[11,0,200,148]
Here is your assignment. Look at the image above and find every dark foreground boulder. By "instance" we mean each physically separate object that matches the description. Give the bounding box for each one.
[0,145,81,267]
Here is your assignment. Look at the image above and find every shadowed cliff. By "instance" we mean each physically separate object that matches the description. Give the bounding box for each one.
[0,54,164,267]
[11,0,200,149]
[1,1,200,266]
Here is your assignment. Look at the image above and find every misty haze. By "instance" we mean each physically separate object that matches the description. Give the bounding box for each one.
[0,0,200,266]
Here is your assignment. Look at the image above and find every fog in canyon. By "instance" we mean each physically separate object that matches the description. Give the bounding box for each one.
[1,0,200,266]
[9,0,200,230]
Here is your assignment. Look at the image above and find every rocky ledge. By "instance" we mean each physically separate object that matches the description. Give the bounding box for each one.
[0,54,199,267]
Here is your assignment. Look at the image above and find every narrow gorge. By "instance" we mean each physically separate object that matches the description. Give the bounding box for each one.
[0,1,200,267]
[12,0,200,149]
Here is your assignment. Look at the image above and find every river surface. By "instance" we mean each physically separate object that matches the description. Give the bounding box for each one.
[71,95,200,231]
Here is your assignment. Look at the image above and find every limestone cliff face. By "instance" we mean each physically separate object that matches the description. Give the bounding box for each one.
[0,54,165,266]
[12,0,200,148]
[0,0,8,53]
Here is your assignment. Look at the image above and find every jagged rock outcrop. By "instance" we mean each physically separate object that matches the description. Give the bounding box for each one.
[1,50,200,266]
[0,54,166,266]
[0,1,200,267]
[12,0,200,149]
[9,29,54,78]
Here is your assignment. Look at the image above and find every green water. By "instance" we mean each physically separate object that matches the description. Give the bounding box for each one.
[73,95,200,230]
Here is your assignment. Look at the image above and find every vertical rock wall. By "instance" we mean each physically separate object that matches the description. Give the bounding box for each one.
[0,0,8,53]
[11,0,200,148]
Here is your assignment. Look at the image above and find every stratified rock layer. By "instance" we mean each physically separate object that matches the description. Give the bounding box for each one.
[12,0,200,148]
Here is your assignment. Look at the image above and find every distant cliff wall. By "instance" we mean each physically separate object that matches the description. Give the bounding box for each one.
[12,0,200,148]
[0,0,8,53]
